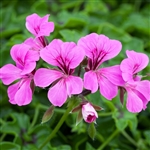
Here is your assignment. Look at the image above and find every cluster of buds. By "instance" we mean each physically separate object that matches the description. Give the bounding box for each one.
[0,13,150,125]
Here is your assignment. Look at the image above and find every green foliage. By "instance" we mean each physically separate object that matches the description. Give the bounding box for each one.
[0,0,150,150]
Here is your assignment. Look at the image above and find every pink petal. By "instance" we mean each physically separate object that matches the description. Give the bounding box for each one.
[24,37,41,51]
[26,13,41,36]
[77,33,99,59]
[21,62,36,75]
[100,65,125,86]
[126,89,143,113]
[10,44,30,69]
[61,42,85,68]
[98,74,118,100]
[48,79,67,107]
[8,82,20,105]
[25,48,39,62]
[37,22,54,37]
[14,79,32,106]
[34,68,63,87]
[126,50,149,73]
[84,71,98,93]
[65,76,83,97]
[0,64,21,85]
[97,35,122,63]
[120,58,136,81]
[40,39,63,67]
[26,13,54,37]
[135,80,150,101]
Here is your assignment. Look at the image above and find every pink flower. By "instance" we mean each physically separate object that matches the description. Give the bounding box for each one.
[0,44,39,106]
[120,50,150,113]
[123,81,150,113]
[120,50,149,82]
[34,39,85,107]
[26,13,54,38]
[24,37,45,53]
[77,33,123,100]
[82,103,98,123]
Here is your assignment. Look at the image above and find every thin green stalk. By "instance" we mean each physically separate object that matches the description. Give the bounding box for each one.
[121,131,138,147]
[96,132,105,142]
[30,107,39,128]
[97,129,119,150]
[39,104,66,113]
[0,133,6,141]
[98,112,112,117]
[27,107,39,135]
[38,99,76,150]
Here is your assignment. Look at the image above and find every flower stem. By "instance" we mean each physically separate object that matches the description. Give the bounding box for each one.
[121,131,138,147]
[97,129,119,150]
[38,98,76,150]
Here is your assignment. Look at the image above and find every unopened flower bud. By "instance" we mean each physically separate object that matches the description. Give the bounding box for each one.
[82,103,98,123]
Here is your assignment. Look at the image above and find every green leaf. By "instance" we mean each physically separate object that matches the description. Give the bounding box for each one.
[59,29,82,42]
[0,142,21,150]
[41,105,55,124]
[1,113,30,136]
[88,123,96,140]
[112,108,137,132]
[86,142,95,150]
[57,145,71,150]
[144,130,150,146]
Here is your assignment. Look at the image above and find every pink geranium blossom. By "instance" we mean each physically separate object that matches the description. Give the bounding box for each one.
[34,39,85,107]
[82,103,98,123]
[120,50,149,82]
[120,50,150,113]
[123,81,150,113]
[26,13,54,38]
[78,33,123,100]
[0,43,39,106]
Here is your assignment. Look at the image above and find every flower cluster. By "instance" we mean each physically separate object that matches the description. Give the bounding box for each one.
[0,13,150,123]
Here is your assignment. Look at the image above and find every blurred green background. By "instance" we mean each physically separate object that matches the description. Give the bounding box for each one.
[0,0,150,150]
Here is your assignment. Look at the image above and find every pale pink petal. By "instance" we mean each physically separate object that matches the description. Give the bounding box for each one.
[26,13,41,36]
[48,79,67,107]
[120,58,136,81]
[61,42,85,68]
[135,80,150,101]
[100,65,125,86]
[26,13,54,37]
[65,76,83,97]
[21,62,36,75]
[25,48,40,61]
[126,89,143,113]
[10,44,30,69]
[77,33,99,59]
[34,68,63,87]
[14,79,32,106]
[8,82,20,104]
[84,71,98,93]
[126,50,149,73]
[40,39,63,67]
[98,74,118,100]
[97,35,122,63]
[24,37,40,51]
[0,64,21,85]
[37,22,54,37]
